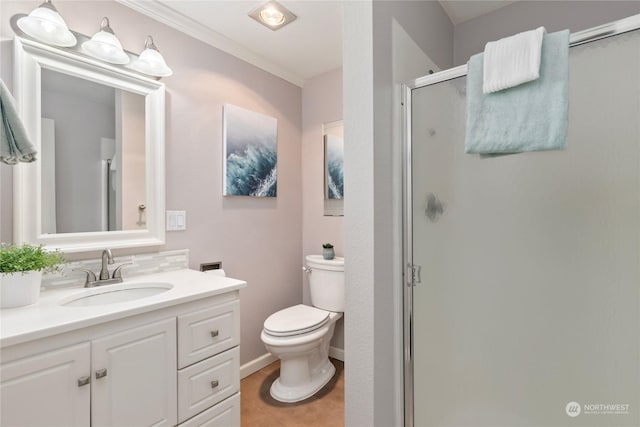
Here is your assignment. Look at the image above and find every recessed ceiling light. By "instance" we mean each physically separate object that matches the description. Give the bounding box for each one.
[249,1,297,31]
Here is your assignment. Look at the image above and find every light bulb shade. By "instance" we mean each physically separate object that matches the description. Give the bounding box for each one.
[82,30,129,64]
[130,46,173,77]
[17,3,76,47]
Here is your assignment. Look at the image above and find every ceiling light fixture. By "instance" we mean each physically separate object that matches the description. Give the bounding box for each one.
[16,0,76,47]
[82,17,129,65]
[249,1,297,31]
[129,36,173,78]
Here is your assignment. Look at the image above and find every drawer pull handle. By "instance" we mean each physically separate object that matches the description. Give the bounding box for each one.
[77,376,91,387]
[95,369,108,379]
[210,330,219,338]
[211,380,219,389]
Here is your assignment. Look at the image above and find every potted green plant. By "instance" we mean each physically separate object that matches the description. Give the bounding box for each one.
[0,243,64,308]
[322,243,335,260]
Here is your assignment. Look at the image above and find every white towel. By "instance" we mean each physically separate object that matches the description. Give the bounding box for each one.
[483,26,546,94]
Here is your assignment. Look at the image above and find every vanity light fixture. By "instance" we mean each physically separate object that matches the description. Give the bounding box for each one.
[82,17,130,65]
[248,1,297,31]
[129,36,173,78]
[16,0,76,47]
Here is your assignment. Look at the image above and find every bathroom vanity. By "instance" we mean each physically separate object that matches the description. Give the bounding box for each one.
[4,16,245,427]
[0,269,245,427]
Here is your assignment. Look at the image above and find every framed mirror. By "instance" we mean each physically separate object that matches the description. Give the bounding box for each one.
[323,120,344,216]
[13,36,165,252]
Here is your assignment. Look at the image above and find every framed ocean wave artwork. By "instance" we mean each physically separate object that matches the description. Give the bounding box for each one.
[223,104,278,197]
[324,134,344,200]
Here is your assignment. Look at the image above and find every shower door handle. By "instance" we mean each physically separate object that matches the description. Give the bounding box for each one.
[408,264,421,286]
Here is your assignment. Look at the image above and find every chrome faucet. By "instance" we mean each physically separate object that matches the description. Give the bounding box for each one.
[100,249,114,280]
[76,249,131,288]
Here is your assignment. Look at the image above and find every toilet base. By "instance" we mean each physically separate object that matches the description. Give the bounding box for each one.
[270,360,336,403]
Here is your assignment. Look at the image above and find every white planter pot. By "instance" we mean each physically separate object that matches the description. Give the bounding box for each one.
[0,271,43,308]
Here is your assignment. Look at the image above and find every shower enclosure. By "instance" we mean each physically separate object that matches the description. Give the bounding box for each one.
[403,16,640,427]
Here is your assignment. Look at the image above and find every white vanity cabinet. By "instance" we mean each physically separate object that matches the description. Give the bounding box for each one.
[176,300,241,426]
[0,342,91,427]
[91,318,177,427]
[0,289,241,427]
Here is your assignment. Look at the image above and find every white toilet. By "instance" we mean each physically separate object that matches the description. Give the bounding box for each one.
[261,255,344,403]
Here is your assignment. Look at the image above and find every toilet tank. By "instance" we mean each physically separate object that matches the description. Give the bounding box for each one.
[306,255,344,312]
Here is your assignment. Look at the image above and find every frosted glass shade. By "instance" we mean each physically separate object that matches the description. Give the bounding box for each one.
[17,3,76,47]
[130,38,173,77]
[82,29,129,65]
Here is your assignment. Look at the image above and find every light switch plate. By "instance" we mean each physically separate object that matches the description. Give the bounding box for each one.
[166,210,186,231]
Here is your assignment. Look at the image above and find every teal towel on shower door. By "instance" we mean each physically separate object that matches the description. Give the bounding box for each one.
[465,29,570,155]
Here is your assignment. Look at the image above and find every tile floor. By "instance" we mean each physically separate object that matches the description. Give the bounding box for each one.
[240,358,344,427]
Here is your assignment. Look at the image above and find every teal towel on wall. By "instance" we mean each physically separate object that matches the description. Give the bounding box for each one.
[465,29,570,155]
[1,78,37,165]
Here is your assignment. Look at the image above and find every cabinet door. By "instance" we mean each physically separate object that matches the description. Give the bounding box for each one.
[91,318,177,427]
[0,342,91,427]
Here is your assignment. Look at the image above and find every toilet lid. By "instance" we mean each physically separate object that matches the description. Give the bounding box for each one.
[263,304,330,337]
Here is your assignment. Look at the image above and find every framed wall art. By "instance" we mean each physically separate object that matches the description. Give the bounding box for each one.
[223,104,278,197]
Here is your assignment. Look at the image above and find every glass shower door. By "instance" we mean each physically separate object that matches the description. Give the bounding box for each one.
[408,30,640,427]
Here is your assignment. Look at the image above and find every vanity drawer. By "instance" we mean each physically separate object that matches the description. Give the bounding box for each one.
[178,346,239,423]
[178,300,239,368]
[178,393,240,427]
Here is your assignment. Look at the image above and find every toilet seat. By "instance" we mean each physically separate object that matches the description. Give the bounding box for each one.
[263,304,329,337]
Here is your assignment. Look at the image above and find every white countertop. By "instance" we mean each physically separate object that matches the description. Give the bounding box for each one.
[0,269,246,348]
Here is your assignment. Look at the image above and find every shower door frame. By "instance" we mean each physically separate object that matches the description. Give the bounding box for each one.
[401,14,640,427]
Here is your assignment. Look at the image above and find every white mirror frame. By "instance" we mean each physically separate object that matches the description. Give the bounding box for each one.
[13,36,166,253]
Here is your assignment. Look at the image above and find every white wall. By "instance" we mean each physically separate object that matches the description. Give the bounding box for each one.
[343,1,454,425]
[0,0,303,366]
[301,67,344,351]
[343,2,375,425]
[453,0,640,65]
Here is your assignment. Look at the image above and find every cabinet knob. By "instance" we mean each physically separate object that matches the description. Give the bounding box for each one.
[211,380,219,389]
[77,376,91,387]
[210,330,219,338]
[95,368,108,379]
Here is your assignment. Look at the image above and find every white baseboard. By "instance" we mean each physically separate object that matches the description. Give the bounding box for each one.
[240,347,345,379]
[240,352,278,379]
[329,346,344,361]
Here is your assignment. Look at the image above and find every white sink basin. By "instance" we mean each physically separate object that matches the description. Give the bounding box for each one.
[60,282,173,307]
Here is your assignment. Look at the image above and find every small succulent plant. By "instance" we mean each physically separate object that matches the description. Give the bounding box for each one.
[322,243,334,249]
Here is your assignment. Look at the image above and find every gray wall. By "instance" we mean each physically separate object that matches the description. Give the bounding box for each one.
[0,0,303,366]
[301,67,344,351]
[453,0,640,65]
[344,1,453,425]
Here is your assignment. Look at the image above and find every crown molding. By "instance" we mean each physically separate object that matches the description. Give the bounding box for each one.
[115,0,306,87]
